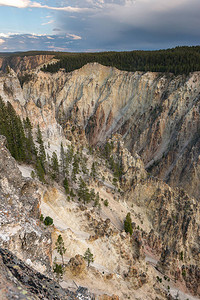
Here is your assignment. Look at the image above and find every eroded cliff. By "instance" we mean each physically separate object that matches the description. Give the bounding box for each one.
[0,61,200,299]
[0,63,199,198]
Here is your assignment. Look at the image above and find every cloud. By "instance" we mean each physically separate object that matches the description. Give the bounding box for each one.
[66,33,82,40]
[55,0,200,50]
[0,0,92,12]
[0,0,30,8]
[0,0,199,51]
[30,2,91,12]
[0,33,9,38]
[0,33,83,52]
[41,19,54,26]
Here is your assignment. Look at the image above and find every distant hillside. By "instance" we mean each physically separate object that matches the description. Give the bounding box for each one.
[41,46,200,75]
[1,46,200,75]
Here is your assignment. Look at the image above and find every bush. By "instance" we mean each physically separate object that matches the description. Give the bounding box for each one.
[44,216,53,226]
[40,214,44,221]
[104,199,109,207]
[182,269,186,277]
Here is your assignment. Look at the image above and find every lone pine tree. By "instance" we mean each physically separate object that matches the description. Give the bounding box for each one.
[55,234,66,266]
[53,257,64,283]
[124,212,133,235]
[84,248,94,267]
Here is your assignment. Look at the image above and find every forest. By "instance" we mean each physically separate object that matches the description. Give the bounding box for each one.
[40,46,200,75]
[1,46,200,75]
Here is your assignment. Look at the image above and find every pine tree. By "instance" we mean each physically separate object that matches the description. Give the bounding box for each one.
[63,177,69,194]
[36,158,45,182]
[50,151,59,180]
[90,162,97,179]
[55,234,66,266]
[78,177,90,204]
[90,188,96,202]
[23,117,36,162]
[53,257,64,283]
[80,156,88,174]
[64,144,74,176]
[36,124,46,172]
[72,153,80,182]
[124,212,133,235]
[60,142,65,176]
[84,248,94,267]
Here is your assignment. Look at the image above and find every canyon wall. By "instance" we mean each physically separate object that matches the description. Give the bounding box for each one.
[0,54,54,73]
[0,60,200,298]
[1,62,199,198]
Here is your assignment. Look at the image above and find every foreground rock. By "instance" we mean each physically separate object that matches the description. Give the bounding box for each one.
[0,247,97,300]
[0,135,52,274]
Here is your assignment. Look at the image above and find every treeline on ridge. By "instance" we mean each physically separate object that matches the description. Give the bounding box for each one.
[41,46,200,75]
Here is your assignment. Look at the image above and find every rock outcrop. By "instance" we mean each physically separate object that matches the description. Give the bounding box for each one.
[0,135,52,274]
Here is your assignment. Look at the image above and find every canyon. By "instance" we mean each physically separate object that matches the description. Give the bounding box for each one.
[0,56,200,299]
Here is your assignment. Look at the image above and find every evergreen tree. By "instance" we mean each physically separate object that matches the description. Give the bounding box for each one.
[72,153,80,182]
[63,177,69,194]
[60,142,65,176]
[23,117,36,162]
[53,257,64,283]
[80,156,88,174]
[84,248,94,267]
[64,144,74,176]
[36,124,46,172]
[90,162,97,179]
[124,212,133,235]
[78,177,90,204]
[0,99,28,162]
[36,158,45,182]
[50,151,59,180]
[55,234,66,266]
[90,188,96,202]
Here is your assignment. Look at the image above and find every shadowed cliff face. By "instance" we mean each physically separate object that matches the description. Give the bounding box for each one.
[1,63,200,199]
[0,55,54,74]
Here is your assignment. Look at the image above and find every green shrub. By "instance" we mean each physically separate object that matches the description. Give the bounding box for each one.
[44,216,53,226]
[182,269,186,277]
[104,199,109,207]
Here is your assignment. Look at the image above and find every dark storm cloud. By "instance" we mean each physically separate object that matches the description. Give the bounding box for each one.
[55,0,200,51]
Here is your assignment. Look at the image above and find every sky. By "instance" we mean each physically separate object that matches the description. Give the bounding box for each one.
[0,0,199,52]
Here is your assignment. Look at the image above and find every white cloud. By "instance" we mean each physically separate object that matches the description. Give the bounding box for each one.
[0,38,5,45]
[30,1,91,12]
[0,0,30,8]
[66,33,82,40]
[0,0,91,12]
[41,19,54,26]
[0,33,9,38]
